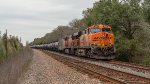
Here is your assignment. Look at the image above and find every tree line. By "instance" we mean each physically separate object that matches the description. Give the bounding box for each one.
[31,0,150,65]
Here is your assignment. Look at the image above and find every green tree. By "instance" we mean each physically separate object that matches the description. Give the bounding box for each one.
[82,0,143,62]
[142,0,150,23]
[69,19,85,31]
[83,0,142,39]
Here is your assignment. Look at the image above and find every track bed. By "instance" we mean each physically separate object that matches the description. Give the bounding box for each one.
[44,50,150,84]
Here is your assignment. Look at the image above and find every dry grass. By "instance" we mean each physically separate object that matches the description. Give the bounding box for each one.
[0,47,33,84]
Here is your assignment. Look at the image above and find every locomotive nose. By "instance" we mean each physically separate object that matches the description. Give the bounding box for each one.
[102,33,104,37]
[106,33,108,37]
[101,32,113,48]
[102,32,108,37]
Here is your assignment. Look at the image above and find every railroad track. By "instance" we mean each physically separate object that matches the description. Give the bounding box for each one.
[108,61,150,72]
[70,62,124,84]
[43,50,150,84]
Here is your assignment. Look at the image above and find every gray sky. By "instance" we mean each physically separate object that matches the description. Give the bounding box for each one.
[0,0,98,45]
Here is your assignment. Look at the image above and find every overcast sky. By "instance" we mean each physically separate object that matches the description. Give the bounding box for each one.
[0,0,98,45]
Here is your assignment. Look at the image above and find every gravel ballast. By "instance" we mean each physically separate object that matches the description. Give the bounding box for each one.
[49,51,150,79]
[17,49,102,84]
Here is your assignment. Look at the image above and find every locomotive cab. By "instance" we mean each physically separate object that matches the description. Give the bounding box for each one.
[86,24,115,59]
[88,24,114,48]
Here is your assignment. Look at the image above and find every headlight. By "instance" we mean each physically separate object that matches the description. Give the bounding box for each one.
[102,34,104,37]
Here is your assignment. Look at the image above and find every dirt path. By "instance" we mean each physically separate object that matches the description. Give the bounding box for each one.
[17,49,102,84]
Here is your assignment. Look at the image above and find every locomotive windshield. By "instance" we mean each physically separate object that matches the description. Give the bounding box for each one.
[91,28,101,33]
[102,28,111,33]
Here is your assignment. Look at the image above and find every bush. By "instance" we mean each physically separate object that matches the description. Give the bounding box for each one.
[0,32,23,61]
[0,47,33,84]
[115,32,139,62]
[143,56,150,65]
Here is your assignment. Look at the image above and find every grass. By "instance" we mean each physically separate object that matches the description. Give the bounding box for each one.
[0,47,33,84]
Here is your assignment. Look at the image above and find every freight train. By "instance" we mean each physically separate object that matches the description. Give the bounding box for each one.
[32,24,116,60]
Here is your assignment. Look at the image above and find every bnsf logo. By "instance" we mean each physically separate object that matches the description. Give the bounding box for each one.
[94,37,111,40]
[94,37,101,39]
